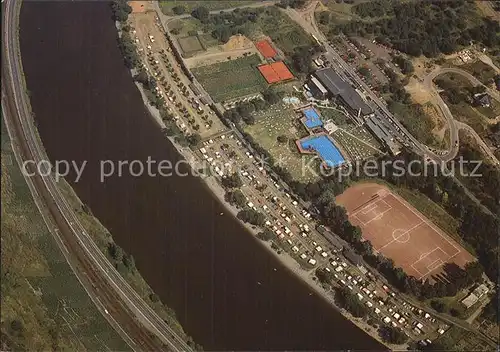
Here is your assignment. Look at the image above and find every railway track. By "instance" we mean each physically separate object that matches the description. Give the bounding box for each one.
[1,0,191,350]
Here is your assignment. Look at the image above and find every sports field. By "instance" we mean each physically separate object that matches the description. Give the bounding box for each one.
[336,183,474,280]
[192,54,268,102]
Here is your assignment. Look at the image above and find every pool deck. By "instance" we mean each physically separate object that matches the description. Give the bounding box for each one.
[296,133,349,168]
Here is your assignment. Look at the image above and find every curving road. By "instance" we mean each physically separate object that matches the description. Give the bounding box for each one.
[281,3,460,163]
[424,67,500,165]
[282,2,500,166]
[2,0,193,350]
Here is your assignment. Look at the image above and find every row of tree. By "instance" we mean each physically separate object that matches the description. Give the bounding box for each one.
[189,5,323,75]
[286,151,497,300]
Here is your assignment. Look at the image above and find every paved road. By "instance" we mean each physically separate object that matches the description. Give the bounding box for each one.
[2,0,192,351]
[282,4,461,164]
[424,67,500,165]
[165,0,279,21]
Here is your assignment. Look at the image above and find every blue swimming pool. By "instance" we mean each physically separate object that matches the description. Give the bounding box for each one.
[300,135,345,168]
[303,108,323,129]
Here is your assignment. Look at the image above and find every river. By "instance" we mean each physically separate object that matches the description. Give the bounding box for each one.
[20,1,384,350]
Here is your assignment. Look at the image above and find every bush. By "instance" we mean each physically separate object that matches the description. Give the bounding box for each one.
[257,228,274,241]
[172,5,185,15]
[335,287,369,318]
[379,325,408,344]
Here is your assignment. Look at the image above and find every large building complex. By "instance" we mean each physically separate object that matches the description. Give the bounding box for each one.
[311,67,374,121]
[365,115,401,155]
[308,67,401,155]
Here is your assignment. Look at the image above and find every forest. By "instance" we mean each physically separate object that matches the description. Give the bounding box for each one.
[330,0,500,57]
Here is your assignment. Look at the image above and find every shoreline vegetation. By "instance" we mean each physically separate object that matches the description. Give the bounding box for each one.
[112,3,398,349]
[112,0,497,349]
[1,118,131,350]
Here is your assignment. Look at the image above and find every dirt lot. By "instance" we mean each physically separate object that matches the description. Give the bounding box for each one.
[185,35,258,68]
[129,1,148,13]
[336,183,474,280]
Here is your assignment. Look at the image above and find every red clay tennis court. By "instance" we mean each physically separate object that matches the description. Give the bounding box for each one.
[255,40,277,59]
[270,61,294,81]
[258,62,294,84]
[336,183,474,280]
[258,64,280,83]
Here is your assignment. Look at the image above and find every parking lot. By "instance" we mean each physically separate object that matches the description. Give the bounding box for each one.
[129,12,226,138]
[196,133,446,344]
[128,9,453,347]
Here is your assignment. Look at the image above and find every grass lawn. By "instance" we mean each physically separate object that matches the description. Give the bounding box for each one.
[160,1,258,15]
[178,35,204,56]
[432,325,494,351]
[389,101,445,149]
[245,104,320,182]
[317,106,351,126]
[192,54,268,102]
[331,129,380,161]
[1,118,129,351]
[436,72,500,139]
[257,7,315,55]
[461,61,498,85]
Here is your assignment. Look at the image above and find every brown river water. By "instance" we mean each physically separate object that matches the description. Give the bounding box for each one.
[20,1,384,350]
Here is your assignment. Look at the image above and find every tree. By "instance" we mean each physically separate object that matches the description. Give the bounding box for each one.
[187,133,201,147]
[222,173,243,189]
[430,299,446,313]
[318,11,330,25]
[316,268,333,283]
[335,287,369,318]
[227,189,247,208]
[237,209,266,226]
[379,326,408,344]
[108,242,123,262]
[111,0,132,23]
[9,319,24,336]
[277,135,288,144]
[172,5,185,15]
[123,253,136,271]
[257,228,274,241]
[262,88,281,105]
[358,66,371,79]
[134,70,149,85]
[191,6,210,22]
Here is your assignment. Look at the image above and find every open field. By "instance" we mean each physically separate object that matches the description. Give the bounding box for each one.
[257,7,315,55]
[178,35,204,56]
[184,34,258,68]
[432,325,493,351]
[460,61,498,85]
[331,129,380,161]
[336,183,475,280]
[160,1,258,15]
[192,54,268,102]
[1,119,128,351]
[245,104,319,182]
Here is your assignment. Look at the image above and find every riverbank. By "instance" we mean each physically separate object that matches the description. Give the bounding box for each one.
[19,1,387,348]
[128,28,398,349]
